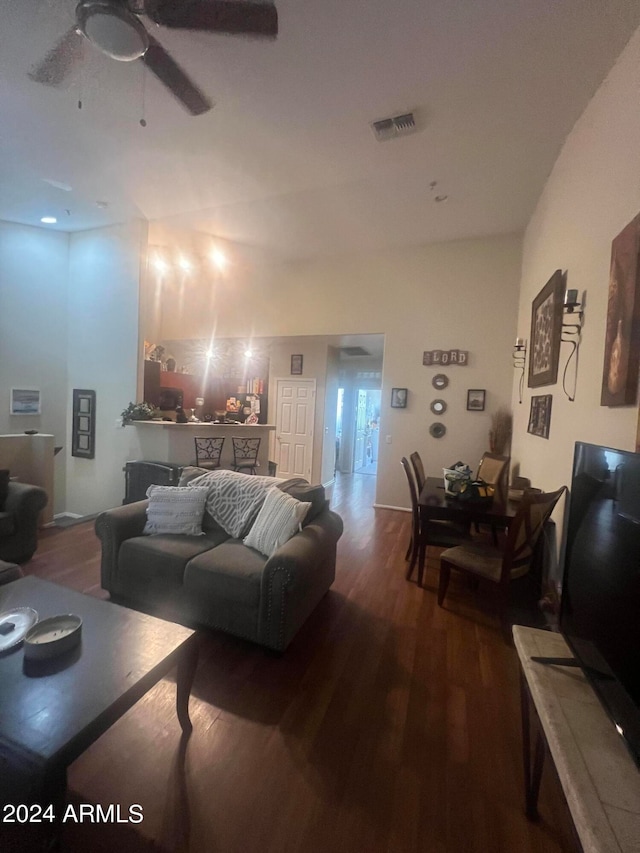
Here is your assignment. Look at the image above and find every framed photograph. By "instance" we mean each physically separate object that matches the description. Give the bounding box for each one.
[601,212,640,406]
[72,389,96,459]
[290,354,303,375]
[391,387,408,408]
[10,388,41,415]
[528,269,564,388]
[466,389,486,411]
[527,394,553,439]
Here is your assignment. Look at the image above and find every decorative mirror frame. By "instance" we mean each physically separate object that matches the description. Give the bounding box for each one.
[432,374,449,390]
[430,399,447,415]
[429,422,446,438]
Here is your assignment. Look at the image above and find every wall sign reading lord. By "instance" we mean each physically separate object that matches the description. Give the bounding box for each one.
[423,349,468,366]
[528,270,564,388]
[390,388,408,408]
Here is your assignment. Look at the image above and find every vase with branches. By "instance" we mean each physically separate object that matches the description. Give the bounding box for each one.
[489,407,512,455]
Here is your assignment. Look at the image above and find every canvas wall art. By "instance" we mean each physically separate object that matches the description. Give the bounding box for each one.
[527,394,552,439]
[600,212,640,406]
[528,270,564,388]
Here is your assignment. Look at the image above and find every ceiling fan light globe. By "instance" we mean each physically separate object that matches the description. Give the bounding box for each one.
[77,2,149,61]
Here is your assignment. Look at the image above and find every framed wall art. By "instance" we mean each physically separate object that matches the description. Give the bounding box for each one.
[290,354,303,375]
[527,394,552,439]
[528,269,564,388]
[72,389,96,459]
[600,211,640,406]
[391,388,408,408]
[466,389,486,411]
[10,388,41,415]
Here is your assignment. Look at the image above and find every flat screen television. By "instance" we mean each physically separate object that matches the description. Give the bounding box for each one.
[559,441,640,767]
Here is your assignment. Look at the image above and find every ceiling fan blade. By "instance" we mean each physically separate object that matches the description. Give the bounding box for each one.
[145,0,278,37]
[142,33,212,115]
[28,27,86,86]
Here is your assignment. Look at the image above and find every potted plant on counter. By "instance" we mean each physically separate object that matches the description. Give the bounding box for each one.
[121,401,158,425]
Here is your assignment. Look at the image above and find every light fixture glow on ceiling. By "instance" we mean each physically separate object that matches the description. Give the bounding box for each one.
[40,216,57,224]
[244,349,253,359]
[211,249,227,271]
[153,255,168,272]
[178,256,192,271]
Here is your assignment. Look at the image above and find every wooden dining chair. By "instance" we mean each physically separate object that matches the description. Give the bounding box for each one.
[475,452,510,543]
[437,486,567,641]
[401,457,471,586]
[409,451,426,493]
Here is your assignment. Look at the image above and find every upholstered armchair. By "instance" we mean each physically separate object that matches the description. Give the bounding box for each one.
[0,472,48,563]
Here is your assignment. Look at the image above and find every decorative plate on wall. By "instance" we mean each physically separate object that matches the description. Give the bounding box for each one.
[432,374,449,390]
[429,422,446,438]
[430,399,447,415]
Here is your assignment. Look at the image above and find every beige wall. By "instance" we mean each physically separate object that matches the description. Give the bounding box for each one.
[511,25,640,518]
[145,231,523,508]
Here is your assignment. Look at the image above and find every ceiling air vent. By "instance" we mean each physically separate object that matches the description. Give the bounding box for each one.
[340,346,370,357]
[371,112,417,142]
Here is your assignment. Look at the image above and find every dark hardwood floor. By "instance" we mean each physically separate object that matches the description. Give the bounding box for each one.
[18,473,577,853]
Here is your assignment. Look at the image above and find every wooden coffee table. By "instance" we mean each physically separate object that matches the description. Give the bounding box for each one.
[0,576,199,842]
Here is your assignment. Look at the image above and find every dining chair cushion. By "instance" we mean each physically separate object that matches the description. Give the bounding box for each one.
[441,540,539,582]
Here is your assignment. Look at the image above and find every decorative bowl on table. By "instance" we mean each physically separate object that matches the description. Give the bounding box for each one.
[24,614,82,660]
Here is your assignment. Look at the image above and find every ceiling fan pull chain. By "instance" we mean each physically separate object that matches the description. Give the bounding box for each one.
[140,61,147,127]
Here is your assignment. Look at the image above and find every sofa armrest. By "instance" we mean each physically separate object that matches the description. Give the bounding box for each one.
[259,508,343,651]
[4,482,48,521]
[0,482,48,563]
[95,500,148,592]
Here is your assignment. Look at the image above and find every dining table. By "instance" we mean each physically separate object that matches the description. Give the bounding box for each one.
[416,476,521,584]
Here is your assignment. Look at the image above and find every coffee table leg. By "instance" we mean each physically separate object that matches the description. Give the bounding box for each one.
[176,635,200,734]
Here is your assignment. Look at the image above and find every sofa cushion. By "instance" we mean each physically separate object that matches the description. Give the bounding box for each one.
[187,470,286,538]
[244,487,311,556]
[183,540,267,623]
[278,481,327,525]
[144,485,209,536]
[0,512,15,537]
[0,470,9,512]
[119,529,227,586]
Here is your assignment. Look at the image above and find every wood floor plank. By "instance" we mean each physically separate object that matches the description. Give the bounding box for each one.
[11,472,579,853]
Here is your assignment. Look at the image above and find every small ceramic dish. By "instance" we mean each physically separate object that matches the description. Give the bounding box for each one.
[0,607,39,653]
[24,614,82,660]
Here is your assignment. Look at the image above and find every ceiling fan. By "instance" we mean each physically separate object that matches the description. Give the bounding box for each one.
[29,0,278,116]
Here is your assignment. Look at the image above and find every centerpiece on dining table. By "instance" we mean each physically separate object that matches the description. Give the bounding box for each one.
[443,461,494,505]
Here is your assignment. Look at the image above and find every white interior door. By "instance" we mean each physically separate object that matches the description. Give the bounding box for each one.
[275,379,316,481]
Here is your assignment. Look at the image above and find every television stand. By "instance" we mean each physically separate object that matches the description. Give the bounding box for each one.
[513,625,640,852]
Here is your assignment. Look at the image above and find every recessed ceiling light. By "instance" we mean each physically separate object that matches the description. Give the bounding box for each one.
[210,249,227,271]
[40,216,57,224]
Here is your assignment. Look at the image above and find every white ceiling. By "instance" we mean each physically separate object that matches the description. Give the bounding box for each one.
[1,1,639,261]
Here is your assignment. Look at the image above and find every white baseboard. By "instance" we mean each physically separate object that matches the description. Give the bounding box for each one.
[322,477,336,490]
[54,512,84,520]
[373,504,410,512]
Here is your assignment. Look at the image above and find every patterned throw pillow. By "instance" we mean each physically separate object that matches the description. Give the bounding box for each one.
[244,487,311,557]
[143,485,209,536]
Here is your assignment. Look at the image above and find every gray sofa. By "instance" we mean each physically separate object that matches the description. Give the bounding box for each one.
[95,474,343,652]
[0,471,49,564]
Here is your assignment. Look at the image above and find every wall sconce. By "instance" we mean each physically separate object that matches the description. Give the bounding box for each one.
[561,289,585,401]
[513,338,527,404]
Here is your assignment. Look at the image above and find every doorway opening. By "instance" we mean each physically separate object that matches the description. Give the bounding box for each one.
[335,387,381,476]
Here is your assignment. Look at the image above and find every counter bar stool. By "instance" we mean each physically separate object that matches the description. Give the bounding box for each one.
[194,436,225,470]
[232,437,261,475]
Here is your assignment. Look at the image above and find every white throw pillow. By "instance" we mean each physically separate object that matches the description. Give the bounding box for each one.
[243,486,311,557]
[143,485,209,536]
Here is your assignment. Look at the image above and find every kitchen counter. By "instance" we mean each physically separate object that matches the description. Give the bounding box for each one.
[132,421,275,471]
